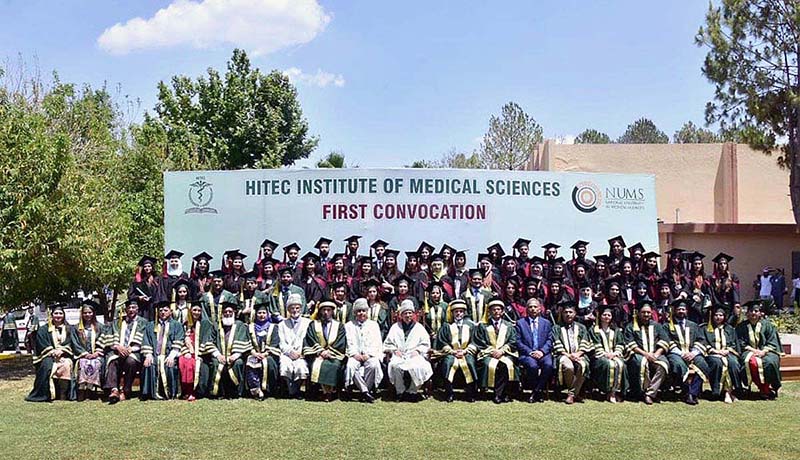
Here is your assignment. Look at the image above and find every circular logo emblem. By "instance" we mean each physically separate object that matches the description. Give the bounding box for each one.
[572,181,601,213]
[188,180,213,208]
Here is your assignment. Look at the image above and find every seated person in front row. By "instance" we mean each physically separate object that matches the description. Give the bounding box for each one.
[142,299,185,400]
[588,305,627,403]
[278,294,311,398]
[736,300,782,399]
[475,299,519,404]
[666,299,711,405]
[344,298,384,403]
[210,299,252,398]
[624,303,669,405]
[383,300,433,401]
[104,299,151,404]
[245,303,280,400]
[701,305,742,403]
[552,302,591,404]
[515,298,554,403]
[303,300,347,402]
[26,303,76,402]
[436,299,478,403]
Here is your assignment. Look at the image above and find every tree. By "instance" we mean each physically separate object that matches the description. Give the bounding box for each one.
[150,48,318,170]
[673,121,721,143]
[478,102,543,169]
[317,151,346,168]
[616,117,669,144]
[409,148,482,169]
[575,129,611,144]
[0,71,135,309]
[697,0,800,223]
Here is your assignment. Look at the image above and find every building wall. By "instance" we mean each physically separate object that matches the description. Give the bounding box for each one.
[541,142,794,224]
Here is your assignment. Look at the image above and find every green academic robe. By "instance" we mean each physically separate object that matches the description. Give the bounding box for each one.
[367,301,392,339]
[246,322,280,394]
[623,321,670,398]
[70,323,106,394]
[181,318,216,397]
[303,320,347,387]
[435,320,478,384]
[142,318,185,399]
[552,322,592,387]
[237,291,271,324]
[665,319,712,384]
[425,300,449,349]
[102,316,151,366]
[736,319,782,390]
[334,300,354,324]
[199,290,236,324]
[26,324,76,402]
[588,325,628,395]
[210,321,252,397]
[700,323,742,395]
[270,284,307,318]
[460,288,493,323]
[474,319,519,389]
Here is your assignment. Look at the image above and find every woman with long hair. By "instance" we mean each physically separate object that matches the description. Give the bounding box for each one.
[178,301,215,401]
[71,300,105,401]
[588,305,627,403]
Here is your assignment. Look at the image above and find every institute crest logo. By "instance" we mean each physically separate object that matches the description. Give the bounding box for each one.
[571,181,602,213]
[185,177,218,214]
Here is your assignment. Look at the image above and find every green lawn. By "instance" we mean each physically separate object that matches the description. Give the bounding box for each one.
[1,355,798,460]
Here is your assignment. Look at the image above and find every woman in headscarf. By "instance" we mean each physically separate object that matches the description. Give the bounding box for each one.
[26,303,76,402]
[575,281,598,328]
[71,299,105,401]
[245,303,280,400]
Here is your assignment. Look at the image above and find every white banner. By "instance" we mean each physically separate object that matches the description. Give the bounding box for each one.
[164,168,657,266]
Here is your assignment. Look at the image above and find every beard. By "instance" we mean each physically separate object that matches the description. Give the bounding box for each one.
[221,317,235,326]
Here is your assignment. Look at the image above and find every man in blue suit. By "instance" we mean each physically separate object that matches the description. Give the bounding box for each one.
[516,298,554,403]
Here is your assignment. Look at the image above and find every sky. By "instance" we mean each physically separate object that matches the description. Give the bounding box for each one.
[0,0,717,167]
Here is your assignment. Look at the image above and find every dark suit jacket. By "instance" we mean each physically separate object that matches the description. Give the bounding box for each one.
[515,316,553,356]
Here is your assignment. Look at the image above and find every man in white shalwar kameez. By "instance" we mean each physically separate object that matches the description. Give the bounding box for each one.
[383,299,433,401]
[344,298,384,403]
[278,294,311,398]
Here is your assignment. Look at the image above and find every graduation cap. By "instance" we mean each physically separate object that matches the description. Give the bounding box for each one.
[153,298,172,309]
[224,249,247,259]
[628,243,645,255]
[440,243,457,254]
[670,298,690,308]
[314,237,332,249]
[548,278,563,286]
[541,242,561,250]
[370,239,389,249]
[550,256,566,265]
[643,251,661,260]
[81,299,100,311]
[361,278,380,290]
[124,298,139,308]
[260,257,278,266]
[329,280,349,291]
[454,250,467,258]
[254,302,271,312]
[743,300,764,311]
[344,235,362,243]
[417,241,435,254]
[330,253,346,262]
[712,252,734,263]
[526,275,543,285]
[657,277,673,287]
[513,238,531,249]
[48,302,68,312]
[282,242,300,253]
[529,256,546,265]
[384,249,400,259]
[138,255,157,267]
[505,277,520,286]
[427,280,445,292]
[357,256,373,265]
[665,248,686,257]
[172,278,192,292]
[404,251,419,260]
[468,268,484,278]
[486,243,506,257]
[593,255,609,264]
[277,266,295,276]
[260,239,279,250]
[501,255,518,264]
[393,274,414,286]
[634,301,654,311]
[164,249,184,259]
[607,235,626,248]
[242,270,259,280]
[558,300,577,311]
[193,251,213,262]
[570,240,589,250]
[430,253,445,263]
[687,251,705,261]
[301,252,319,263]
[209,269,226,278]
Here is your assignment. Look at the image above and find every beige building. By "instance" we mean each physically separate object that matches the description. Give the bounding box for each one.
[529,142,799,301]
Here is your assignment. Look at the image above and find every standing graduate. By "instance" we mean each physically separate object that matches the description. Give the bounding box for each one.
[245,303,280,400]
[179,301,216,401]
[210,302,252,398]
[417,241,436,273]
[142,300,185,400]
[350,256,378,303]
[474,299,519,404]
[512,238,532,278]
[256,257,278,292]
[314,237,333,279]
[278,243,303,279]
[627,242,646,275]
[701,305,742,403]
[199,270,233,324]
[103,299,152,403]
[387,275,420,318]
[461,268,493,324]
[327,253,353,291]
[238,271,270,324]
[343,235,362,276]
[606,235,627,278]
[736,300,782,399]
[623,303,670,404]
[296,252,327,315]
[222,249,248,294]
[383,300,434,402]
[128,255,160,321]
[449,250,470,298]
[589,305,627,403]
[404,251,429,304]
[159,250,190,304]
[169,279,193,325]
[190,251,213,297]
[710,252,741,325]
[661,248,689,296]
[501,278,526,323]
[436,299,478,403]
[26,303,76,402]
[303,300,347,401]
[252,238,279,272]
[370,239,389,273]
[575,281,598,328]
[379,249,403,293]
[552,302,592,404]
[567,240,595,279]
[428,254,455,300]
[71,300,106,401]
[271,267,307,318]
[685,252,713,324]
[665,299,711,405]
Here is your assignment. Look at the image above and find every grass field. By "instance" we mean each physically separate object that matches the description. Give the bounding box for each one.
[1,355,799,460]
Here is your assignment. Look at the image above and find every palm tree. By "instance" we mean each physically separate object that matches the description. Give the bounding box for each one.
[317,151,346,168]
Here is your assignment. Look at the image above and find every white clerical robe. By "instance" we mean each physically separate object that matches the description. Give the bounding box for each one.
[383,322,433,393]
[278,316,311,380]
[344,319,384,388]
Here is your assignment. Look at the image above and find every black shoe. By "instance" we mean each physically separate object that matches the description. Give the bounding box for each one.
[528,393,537,403]
[363,392,375,404]
[445,392,454,403]
[466,395,476,403]
[493,395,503,404]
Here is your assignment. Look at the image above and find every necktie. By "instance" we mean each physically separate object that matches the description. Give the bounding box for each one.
[532,319,539,350]
[493,321,499,335]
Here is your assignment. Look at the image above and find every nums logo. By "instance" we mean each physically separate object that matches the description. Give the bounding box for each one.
[571,181,602,213]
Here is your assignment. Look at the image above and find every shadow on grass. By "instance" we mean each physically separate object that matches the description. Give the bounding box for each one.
[0,355,34,380]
